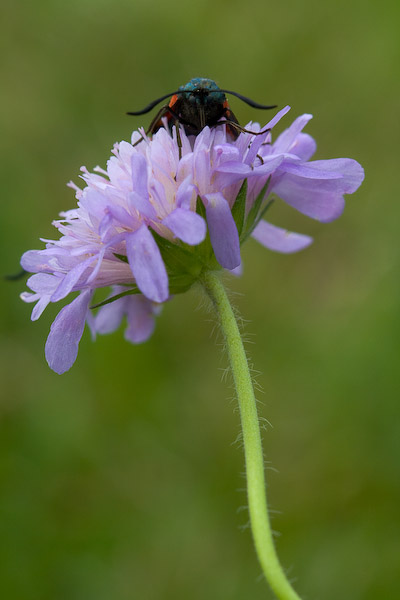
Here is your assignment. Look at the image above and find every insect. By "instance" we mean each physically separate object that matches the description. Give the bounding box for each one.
[127,77,277,140]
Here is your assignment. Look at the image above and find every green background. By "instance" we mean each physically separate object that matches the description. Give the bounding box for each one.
[1,0,399,598]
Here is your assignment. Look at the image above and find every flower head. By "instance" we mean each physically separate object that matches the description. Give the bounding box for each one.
[21,107,364,373]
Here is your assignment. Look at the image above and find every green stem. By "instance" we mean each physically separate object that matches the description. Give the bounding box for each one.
[201,271,302,600]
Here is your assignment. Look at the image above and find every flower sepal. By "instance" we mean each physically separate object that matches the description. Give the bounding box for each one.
[150,230,206,294]
[194,197,220,270]
[231,179,247,238]
[240,178,272,242]
[89,285,140,310]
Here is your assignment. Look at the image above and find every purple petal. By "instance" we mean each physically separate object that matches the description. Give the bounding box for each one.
[253,155,285,176]
[177,154,194,184]
[149,178,168,213]
[86,247,107,283]
[106,204,138,229]
[24,273,60,321]
[281,162,343,179]
[272,159,364,222]
[94,295,126,334]
[129,191,157,219]
[20,291,39,304]
[51,255,97,302]
[252,220,313,253]
[306,159,365,193]
[126,225,169,303]
[163,208,206,245]
[245,129,272,165]
[215,157,283,193]
[79,188,109,226]
[21,250,52,273]
[125,296,156,343]
[193,148,211,193]
[229,263,243,277]
[31,296,53,321]
[45,289,92,374]
[264,105,291,130]
[213,164,252,190]
[99,212,114,239]
[176,176,195,209]
[93,288,157,343]
[214,162,251,176]
[131,153,148,198]
[289,133,316,161]
[273,114,313,153]
[213,144,240,167]
[26,273,60,294]
[194,126,213,151]
[204,193,240,270]
[272,175,345,222]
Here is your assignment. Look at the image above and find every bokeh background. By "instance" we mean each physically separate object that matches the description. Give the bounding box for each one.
[1,1,399,598]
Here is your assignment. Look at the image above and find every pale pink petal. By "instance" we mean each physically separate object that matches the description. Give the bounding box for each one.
[125,296,156,343]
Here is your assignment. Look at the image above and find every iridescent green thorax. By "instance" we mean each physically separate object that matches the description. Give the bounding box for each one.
[178,78,226,108]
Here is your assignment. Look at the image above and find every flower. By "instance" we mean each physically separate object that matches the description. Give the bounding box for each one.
[20,107,364,373]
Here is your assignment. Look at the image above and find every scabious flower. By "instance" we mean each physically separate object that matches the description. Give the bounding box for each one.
[20,106,364,373]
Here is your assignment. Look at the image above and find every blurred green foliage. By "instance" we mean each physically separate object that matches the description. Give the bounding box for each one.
[1,0,399,598]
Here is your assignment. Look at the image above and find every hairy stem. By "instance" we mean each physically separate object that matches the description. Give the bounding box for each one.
[201,271,302,600]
